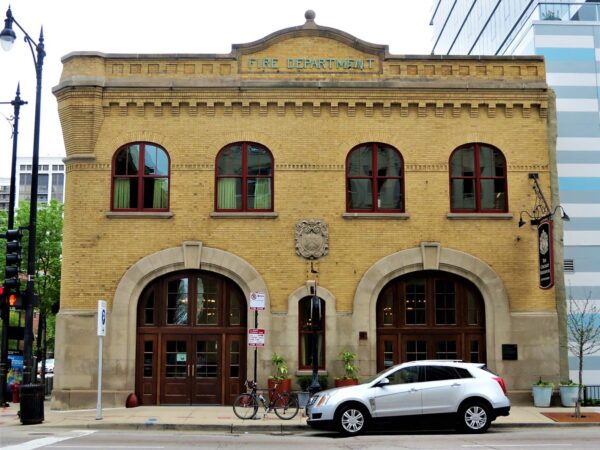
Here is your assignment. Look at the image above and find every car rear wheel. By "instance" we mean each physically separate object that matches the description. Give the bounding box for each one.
[458,402,491,433]
[336,404,368,436]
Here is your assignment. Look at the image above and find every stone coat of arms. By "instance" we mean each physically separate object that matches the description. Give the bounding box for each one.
[295,219,329,260]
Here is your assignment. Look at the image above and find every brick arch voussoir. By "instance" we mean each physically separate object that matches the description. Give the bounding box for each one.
[108,131,171,153]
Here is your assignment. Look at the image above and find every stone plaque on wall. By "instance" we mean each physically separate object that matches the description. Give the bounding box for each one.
[295,219,329,260]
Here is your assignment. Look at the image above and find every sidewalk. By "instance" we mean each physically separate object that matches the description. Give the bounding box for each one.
[1,401,599,432]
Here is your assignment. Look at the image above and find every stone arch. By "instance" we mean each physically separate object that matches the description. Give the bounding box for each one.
[353,242,510,376]
[108,241,269,392]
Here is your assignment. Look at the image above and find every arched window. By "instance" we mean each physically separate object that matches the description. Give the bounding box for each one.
[449,143,507,213]
[298,296,325,370]
[346,143,404,212]
[215,142,273,211]
[112,142,169,211]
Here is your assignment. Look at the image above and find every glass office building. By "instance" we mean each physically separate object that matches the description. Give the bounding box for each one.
[432,0,600,384]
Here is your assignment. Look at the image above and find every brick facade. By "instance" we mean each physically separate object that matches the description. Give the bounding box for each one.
[52,13,564,409]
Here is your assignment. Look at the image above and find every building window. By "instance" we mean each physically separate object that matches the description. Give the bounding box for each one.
[299,296,325,370]
[215,142,273,211]
[449,143,507,212]
[19,173,31,201]
[346,142,404,212]
[51,173,64,202]
[112,142,170,211]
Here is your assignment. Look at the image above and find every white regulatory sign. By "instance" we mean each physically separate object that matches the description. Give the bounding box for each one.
[249,292,266,310]
[97,300,107,337]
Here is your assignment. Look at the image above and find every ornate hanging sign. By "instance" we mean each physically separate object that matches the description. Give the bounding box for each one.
[295,219,329,260]
[538,219,554,289]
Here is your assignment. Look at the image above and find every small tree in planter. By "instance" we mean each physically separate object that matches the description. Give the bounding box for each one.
[566,291,600,417]
[335,351,360,387]
[269,352,291,394]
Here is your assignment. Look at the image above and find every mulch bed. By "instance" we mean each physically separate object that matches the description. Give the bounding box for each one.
[542,412,600,423]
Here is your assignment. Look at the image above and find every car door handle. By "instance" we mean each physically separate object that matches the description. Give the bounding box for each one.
[410,388,419,392]
[451,383,461,387]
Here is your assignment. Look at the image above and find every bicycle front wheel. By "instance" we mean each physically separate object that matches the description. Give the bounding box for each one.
[274,393,299,420]
[233,393,259,420]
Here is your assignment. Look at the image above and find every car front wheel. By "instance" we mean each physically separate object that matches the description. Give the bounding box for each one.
[336,404,368,436]
[458,402,491,433]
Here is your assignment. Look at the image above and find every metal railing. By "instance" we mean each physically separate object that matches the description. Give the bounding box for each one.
[583,385,600,405]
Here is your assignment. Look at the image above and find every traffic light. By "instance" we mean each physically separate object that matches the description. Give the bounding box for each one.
[3,229,23,291]
[7,291,23,309]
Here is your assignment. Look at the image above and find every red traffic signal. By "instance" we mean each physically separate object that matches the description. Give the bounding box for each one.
[7,292,23,309]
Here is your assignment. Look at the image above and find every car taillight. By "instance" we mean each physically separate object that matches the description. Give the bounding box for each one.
[494,376,507,395]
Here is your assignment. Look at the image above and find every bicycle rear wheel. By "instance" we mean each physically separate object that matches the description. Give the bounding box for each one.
[233,393,259,420]
[274,393,299,420]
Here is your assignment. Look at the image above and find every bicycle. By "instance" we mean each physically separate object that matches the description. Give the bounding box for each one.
[233,380,299,420]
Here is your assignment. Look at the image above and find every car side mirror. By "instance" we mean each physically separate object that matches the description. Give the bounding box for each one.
[374,377,390,387]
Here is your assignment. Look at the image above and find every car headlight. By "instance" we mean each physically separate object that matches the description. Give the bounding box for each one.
[315,394,330,407]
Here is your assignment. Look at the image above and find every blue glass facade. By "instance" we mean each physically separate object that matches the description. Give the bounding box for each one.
[432,1,600,384]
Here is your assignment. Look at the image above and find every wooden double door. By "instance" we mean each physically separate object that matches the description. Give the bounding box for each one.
[376,271,486,371]
[136,271,247,405]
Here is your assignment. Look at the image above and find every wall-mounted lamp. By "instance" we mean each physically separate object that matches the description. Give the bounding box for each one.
[518,205,570,227]
[518,173,570,227]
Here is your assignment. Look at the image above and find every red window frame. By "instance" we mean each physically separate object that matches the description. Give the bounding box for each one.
[215,142,274,212]
[346,142,404,213]
[449,143,508,213]
[111,142,170,212]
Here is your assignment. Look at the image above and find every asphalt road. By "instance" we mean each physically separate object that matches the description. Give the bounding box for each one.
[1,427,600,449]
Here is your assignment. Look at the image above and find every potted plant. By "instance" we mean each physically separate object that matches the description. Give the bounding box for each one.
[559,379,580,407]
[296,375,330,407]
[532,377,554,407]
[335,351,360,387]
[268,352,291,394]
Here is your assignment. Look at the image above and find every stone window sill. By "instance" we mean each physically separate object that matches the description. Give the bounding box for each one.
[342,213,410,220]
[210,212,279,219]
[105,211,173,219]
[447,213,513,220]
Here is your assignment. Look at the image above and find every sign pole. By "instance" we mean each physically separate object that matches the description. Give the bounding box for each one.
[253,310,258,382]
[249,292,266,382]
[96,300,107,420]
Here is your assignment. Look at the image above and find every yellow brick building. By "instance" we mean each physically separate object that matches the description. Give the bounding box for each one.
[52,11,566,409]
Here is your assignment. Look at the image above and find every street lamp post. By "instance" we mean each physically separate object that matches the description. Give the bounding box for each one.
[0,85,27,407]
[1,5,45,423]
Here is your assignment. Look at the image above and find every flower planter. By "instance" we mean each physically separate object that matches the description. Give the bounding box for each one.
[334,378,359,388]
[559,385,580,407]
[297,391,310,408]
[532,385,553,407]
[268,378,291,394]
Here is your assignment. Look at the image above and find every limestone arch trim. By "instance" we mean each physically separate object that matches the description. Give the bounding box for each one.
[109,241,269,391]
[353,244,510,375]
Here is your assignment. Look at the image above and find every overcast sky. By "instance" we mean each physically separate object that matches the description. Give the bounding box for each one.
[0,0,433,178]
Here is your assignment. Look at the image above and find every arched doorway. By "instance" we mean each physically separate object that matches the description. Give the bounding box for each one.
[376,271,485,371]
[135,270,247,405]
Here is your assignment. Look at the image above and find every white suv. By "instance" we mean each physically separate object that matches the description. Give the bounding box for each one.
[306,360,510,435]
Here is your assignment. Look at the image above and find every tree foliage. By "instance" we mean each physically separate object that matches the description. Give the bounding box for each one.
[1,200,63,354]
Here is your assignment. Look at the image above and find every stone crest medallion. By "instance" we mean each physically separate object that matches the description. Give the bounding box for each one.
[295,219,329,260]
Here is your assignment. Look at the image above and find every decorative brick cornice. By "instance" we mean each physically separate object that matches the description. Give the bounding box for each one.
[97,98,548,119]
